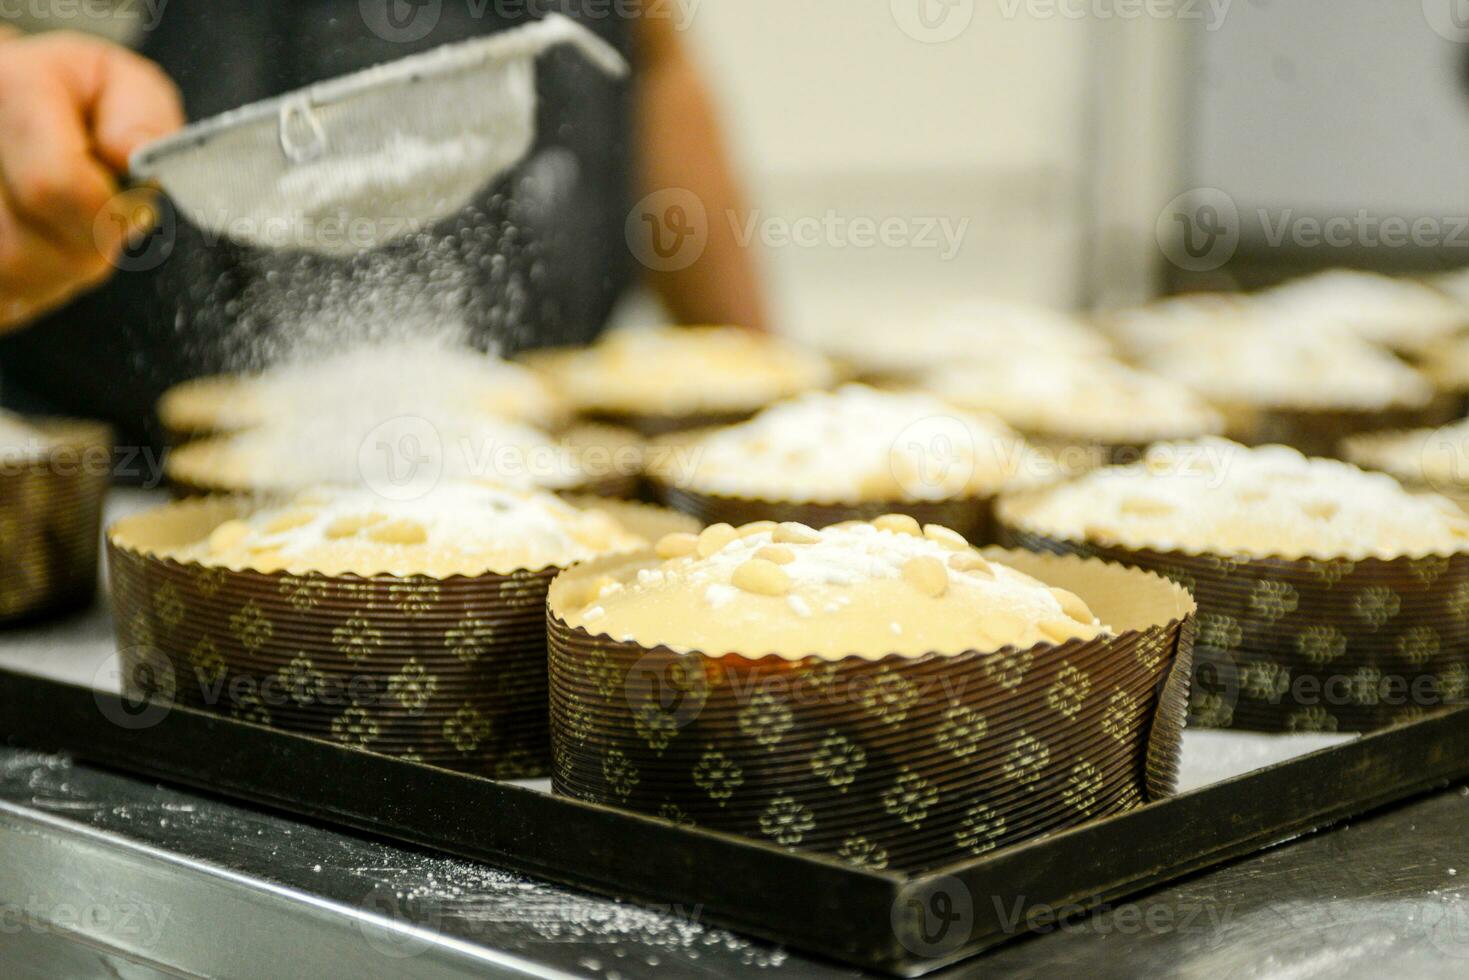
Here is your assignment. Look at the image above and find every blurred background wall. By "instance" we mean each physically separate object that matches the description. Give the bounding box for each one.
[682,0,1102,329]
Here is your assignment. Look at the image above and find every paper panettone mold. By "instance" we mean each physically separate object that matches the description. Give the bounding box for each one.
[1226,400,1459,460]
[997,491,1469,734]
[0,419,112,625]
[107,496,697,777]
[545,547,1194,872]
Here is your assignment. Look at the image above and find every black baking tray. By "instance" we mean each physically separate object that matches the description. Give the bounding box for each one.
[3,666,1469,976]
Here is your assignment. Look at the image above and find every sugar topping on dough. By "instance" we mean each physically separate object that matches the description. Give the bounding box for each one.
[166,413,589,495]
[1140,327,1434,411]
[664,385,1041,502]
[921,353,1223,442]
[537,325,834,416]
[177,483,645,576]
[563,517,1108,658]
[1007,440,1469,559]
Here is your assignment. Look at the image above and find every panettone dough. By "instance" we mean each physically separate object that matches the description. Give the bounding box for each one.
[921,353,1223,443]
[1006,440,1469,559]
[663,385,1042,502]
[563,517,1108,658]
[1258,269,1469,352]
[158,342,563,433]
[172,483,645,576]
[167,413,588,494]
[1140,327,1434,412]
[536,326,834,416]
[800,298,1110,375]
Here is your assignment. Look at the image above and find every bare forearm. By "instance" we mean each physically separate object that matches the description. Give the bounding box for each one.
[635,18,768,331]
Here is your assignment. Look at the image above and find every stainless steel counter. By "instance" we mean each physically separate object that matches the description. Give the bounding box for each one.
[3,492,1469,978]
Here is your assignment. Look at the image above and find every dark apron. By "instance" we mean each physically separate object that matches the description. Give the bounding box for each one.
[0,0,636,449]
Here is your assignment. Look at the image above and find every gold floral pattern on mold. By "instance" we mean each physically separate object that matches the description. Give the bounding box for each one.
[1296,625,1347,666]
[277,654,327,706]
[1063,760,1105,813]
[760,796,815,846]
[442,705,492,753]
[387,658,438,712]
[1004,732,1050,788]
[692,748,743,806]
[332,703,379,748]
[278,574,327,611]
[935,703,989,758]
[882,769,939,828]
[858,668,920,725]
[955,803,1007,856]
[228,601,273,653]
[1046,664,1091,720]
[837,835,890,870]
[1353,586,1401,629]
[153,582,186,627]
[737,691,795,749]
[810,731,867,792]
[603,749,640,800]
[444,617,494,665]
[332,616,382,662]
